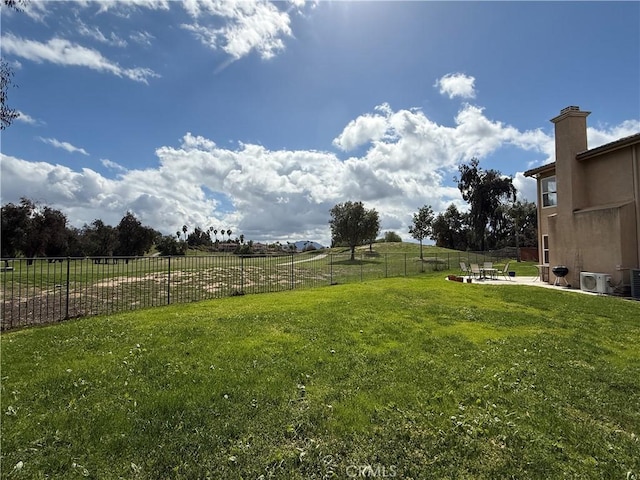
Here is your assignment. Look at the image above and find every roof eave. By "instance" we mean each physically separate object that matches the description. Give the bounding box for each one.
[524,162,556,178]
[577,132,640,161]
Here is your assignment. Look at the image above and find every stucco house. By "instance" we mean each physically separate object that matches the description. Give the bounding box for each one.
[524,106,640,293]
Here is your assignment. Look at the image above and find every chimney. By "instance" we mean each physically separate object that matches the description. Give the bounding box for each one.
[551,106,590,212]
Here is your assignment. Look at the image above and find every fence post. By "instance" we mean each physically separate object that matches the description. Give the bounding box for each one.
[385,253,388,278]
[404,254,407,276]
[167,256,171,305]
[65,257,70,320]
[241,255,245,293]
[290,254,295,290]
[330,254,333,285]
[360,253,363,282]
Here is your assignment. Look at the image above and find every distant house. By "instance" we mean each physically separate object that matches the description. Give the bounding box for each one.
[524,106,640,289]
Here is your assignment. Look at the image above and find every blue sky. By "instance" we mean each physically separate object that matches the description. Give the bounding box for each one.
[1,1,639,246]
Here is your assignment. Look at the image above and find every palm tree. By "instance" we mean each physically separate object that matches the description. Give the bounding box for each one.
[176,231,181,240]
[227,229,232,240]
[182,225,188,240]
[213,229,218,240]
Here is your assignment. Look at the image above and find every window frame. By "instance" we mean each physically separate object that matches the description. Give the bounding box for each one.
[542,235,550,265]
[541,176,557,208]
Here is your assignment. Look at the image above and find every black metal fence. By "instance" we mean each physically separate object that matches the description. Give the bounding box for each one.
[1,251,501,330]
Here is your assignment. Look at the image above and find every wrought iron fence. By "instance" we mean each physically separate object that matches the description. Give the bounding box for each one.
[1,251,501,330]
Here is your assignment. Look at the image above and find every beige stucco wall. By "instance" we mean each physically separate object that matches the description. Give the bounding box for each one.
[572,204,632,286]
[529,108,639,289]
[580,148,635,207]
[536,172,556,264]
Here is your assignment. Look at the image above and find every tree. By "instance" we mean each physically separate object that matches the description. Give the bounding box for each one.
[115,212,156,256]
[505,200,538,257]
[1,198,34,257]
[456,158,516,251]
[187,226,213,249]
[383,231,402,243]
[182,225,188,241]
[431,204,469,250]
[408,205,434,260]
[363,209,380,252]
[39,206,69,257]
[81,220,119,257]
[1,60,18,130]
[329,201,380,260]
[156,235,187,256]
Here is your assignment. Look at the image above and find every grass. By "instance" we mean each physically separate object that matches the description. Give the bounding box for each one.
[4,244,513,329]
[2,273,638,479]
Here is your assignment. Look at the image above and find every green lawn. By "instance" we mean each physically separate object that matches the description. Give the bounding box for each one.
[2,273,639,479]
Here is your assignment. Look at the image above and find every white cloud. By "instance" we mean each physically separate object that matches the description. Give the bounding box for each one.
[77,22,128,47]
[332,110,390,151]
[38,137,89,156]
[587,119,640,149]
[512,172,537,203]
[181,0,294,60]
[18,1,49,22]
[129,30,155,46]
[3,105,636,246]
[512,119,640,205]
[94,0,171,14]
[1,33,159,84]
[435,73,477,99]
[16,110,42,126]
[101,159,128,173]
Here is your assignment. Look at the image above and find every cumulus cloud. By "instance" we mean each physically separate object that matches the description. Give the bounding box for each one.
[38,137,89,156]
[435,73,476,99]
[332,110,390,151]
[181,0,294,60]
[1,33,159,84]
[3,104,636,246]
[512,172,537,203]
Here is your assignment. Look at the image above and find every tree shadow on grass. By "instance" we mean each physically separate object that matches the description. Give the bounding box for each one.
[330,259,381,266]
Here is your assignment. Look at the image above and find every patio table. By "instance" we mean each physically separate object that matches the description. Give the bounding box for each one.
[481,267,498,279]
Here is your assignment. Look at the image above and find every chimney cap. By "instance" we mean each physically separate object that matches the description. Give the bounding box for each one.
[551,106,590,123]
[560,106,581,114]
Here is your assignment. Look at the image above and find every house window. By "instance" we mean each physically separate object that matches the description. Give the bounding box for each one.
[541,176,557,207]
[542,235,549,264]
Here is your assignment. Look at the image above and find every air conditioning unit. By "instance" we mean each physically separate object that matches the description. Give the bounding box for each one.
[631,269,640,300]
[580,272,612,294]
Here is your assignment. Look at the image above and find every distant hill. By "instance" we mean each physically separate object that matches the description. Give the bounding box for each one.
[293,240,325,251]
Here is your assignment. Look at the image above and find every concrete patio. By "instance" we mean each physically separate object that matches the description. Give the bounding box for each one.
[447,274,600,295]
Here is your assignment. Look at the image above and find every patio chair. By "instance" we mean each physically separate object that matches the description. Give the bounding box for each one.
[460,262,470,277]
[500,262,511,281]
[483,261,497,279]
[469,263,482,279]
